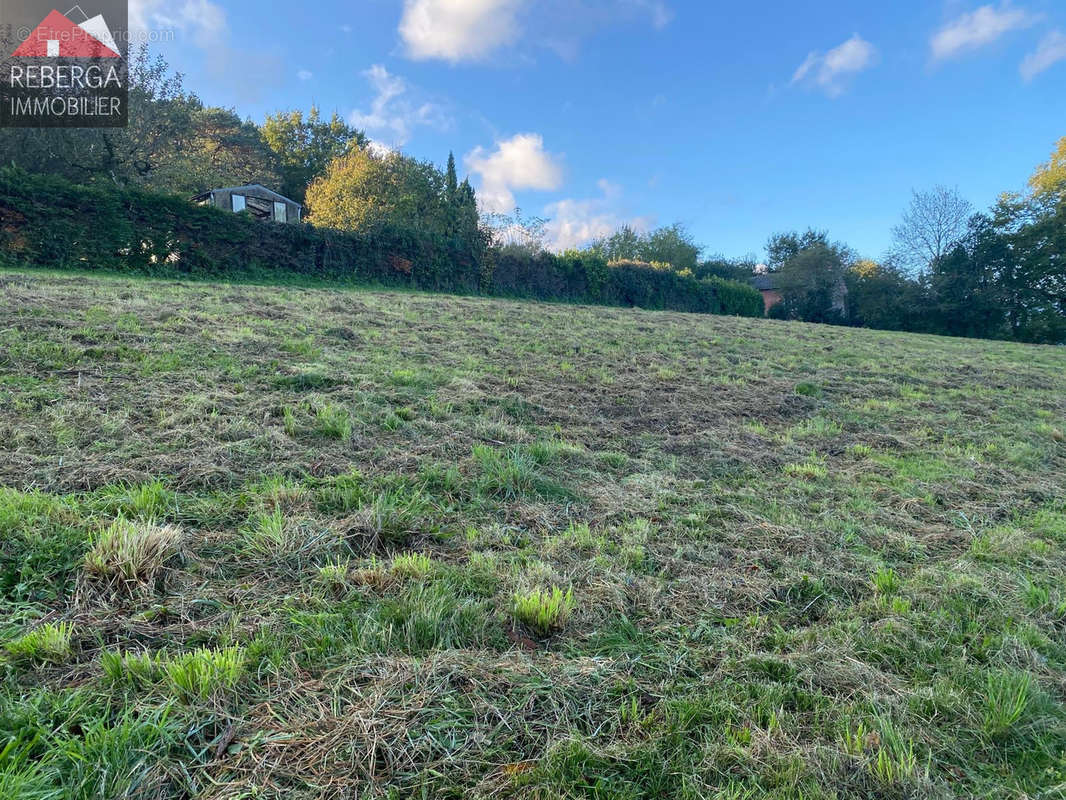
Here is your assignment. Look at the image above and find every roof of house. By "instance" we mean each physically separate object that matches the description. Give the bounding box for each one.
[191,184,302,207]
[752,274,780,292]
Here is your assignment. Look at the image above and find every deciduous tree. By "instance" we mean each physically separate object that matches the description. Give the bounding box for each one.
[1028,136,1066,204]
[261,107,365,203]
[588,223,701,271]
[0,47,280,195]
[768,231,852,323]
[889,185,973,275]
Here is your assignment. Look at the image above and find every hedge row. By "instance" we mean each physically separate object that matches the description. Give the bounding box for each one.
[0,168,763,318]
[0,169,482,291]
[488,249,763,316]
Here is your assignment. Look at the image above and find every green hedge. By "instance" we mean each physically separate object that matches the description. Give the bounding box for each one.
[486,250,762,317]
[0,168,762,318]
[0,168,482,291]
[603,263,763,316]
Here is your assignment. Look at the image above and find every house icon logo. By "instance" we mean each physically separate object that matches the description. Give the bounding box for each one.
[1,0,128,128]
[11,6,121,59]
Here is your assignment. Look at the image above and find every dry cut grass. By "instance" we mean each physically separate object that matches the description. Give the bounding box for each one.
[84,517,183,585]
[0,269,1064,799]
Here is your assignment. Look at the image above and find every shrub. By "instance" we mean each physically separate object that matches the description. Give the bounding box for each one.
[488,247,597,302]
[601,261,762,316]
[513,586,575,635]
[0,167,482,290]
[84,517,183,584]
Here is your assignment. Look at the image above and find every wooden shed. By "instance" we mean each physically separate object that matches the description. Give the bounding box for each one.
[191,184,302,223]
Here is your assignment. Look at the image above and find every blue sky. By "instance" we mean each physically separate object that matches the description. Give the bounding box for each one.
[132,0,1066,259]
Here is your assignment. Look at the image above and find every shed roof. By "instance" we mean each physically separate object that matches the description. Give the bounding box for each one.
[752,274,780,291]
[191,184,302,207]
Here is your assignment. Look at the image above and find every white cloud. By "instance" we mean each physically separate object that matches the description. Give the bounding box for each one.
[930,3,1038,61]
[130,0,226,48]
[790,34,877,97]
[1021,30,1066,80]
[348,65,451,148]
[129,0,285,102]
[399,0,525,63]
[465,133,564,213]
[621,0,673,30]
[398,0,673,63]
[543,179,652,251]
[597,177,622,199]
[296,69,313,81]
[366,140,396,158]
[543,198,618,250]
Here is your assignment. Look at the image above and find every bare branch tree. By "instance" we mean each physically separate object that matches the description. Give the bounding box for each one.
[483,207,548,253]
[889,185,973,275]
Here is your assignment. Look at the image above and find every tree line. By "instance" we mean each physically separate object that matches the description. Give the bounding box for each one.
[758,141,1066,344]
[0,48,364,203]
[478,143,1065,344]
[0,47,1060,342]
[0,48,489,275]
[0,166,764,319]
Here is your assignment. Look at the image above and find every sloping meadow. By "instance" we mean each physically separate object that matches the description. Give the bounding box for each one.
[1,271,1065,798]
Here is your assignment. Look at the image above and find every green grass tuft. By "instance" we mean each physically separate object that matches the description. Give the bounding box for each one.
[982,671,1032,737]
[352,486,432,545]
[4,622,73,665]
[100,649,165,688]
[239,509,289,556]
[513,586,575,635]
[391,552,435,578]
[315,558,351,590]
[163,647,245,701]
[314,403,352,439]
[783,453,828,480]
[84,517,183,584]
[473,444,571,500]
[872,567,901,596]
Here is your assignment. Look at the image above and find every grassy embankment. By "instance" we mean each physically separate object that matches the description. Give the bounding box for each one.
[1,270,1065,798]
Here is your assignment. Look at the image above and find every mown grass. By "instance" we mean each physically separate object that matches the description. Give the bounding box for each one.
[0,269,1064,798]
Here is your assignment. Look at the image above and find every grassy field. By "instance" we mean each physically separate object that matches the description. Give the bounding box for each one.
[1,270,1065,799]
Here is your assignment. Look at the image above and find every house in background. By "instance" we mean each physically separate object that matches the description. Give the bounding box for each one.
[191,184,302,224]
[752,272,782,315]
[750,270,849,318]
